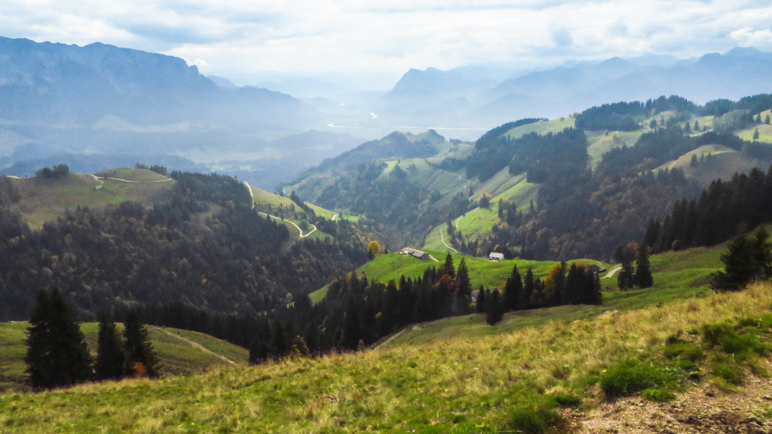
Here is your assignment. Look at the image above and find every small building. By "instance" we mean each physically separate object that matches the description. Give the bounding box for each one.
[489,252,504,261]
[400,247,429,261]
[586,264,607,274]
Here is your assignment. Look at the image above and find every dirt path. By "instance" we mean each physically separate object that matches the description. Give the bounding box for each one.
[155,327,236,365]
[602,266,622,279]
[440,231,460,254]
[93,174,172,183]
[242,181,318,238]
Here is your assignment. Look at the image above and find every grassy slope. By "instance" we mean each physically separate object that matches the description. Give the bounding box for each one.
[310,249,608,304]
[737,109,772,142]
[383,244,722,348]
[0,322,248,392]
[2,279,769,433]
[504,117,575,139]
[9,174,174,229]
[95,168,170,182]
[654,144,768,188]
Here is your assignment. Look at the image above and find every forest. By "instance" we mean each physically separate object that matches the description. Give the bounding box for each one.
[0,172,367,321]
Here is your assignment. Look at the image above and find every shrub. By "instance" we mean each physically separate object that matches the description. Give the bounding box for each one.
[600,359,682,397]
[548,393,581,408]
[710,354,745,386]
[641,388,676,402]
[510,405,564,434]
[663,343,703,362]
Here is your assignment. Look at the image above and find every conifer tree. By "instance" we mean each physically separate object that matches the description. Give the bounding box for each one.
[25,289,92,389]
[617,262,635,291]
[634,244,653,288]
[476,286,486,313]
[523,268,534,310]
[95,311,125,381]
[711,227,772,291]
[485,289,504,325]
[503,265,523,311]
[123,309,159,378]
[455,258,472,313]
[442,253,455,278]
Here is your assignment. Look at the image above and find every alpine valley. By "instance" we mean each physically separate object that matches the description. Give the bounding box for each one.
[3,36,772,433]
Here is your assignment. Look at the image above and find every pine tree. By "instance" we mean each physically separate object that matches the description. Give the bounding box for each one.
[503,265,523,311]
[95,311,125,381]
[442,253,455,278]
[476,286,486,313]
[25,289,92,389]
[766,114,770,125]
[634,244,653,288]
[455,259,472,313]
[617,262,635,291]
[123,309,159,378]
[711,227,772,291]
[523,268,534,310]
[754,128,760,141]
[485,289,504,325]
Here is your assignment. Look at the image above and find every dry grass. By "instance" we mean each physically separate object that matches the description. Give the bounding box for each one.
[2,283,771,432]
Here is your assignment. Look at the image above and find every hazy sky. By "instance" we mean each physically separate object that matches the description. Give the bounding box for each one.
[2,0,772,87]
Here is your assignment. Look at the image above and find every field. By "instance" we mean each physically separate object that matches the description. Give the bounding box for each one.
[9,174,174,229]
[504,116,575,139]
[737,110,772,143]
[586,131,644,166]
[2,277,770,432]
[0,322,248,392]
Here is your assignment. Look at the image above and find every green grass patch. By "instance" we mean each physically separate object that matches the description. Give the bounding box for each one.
[600,359,686,398]
[510,404,565,434]
[641,388,676,402]
[95,168,169,182]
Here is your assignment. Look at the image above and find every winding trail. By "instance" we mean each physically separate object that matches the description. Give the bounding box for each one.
[439,231,460,254]
[243,181,318,238]
[91,174,172,184]
[602,266,623,279]
[155,327,236,365]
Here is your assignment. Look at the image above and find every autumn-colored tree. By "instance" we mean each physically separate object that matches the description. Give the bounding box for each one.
[367,241,382,259]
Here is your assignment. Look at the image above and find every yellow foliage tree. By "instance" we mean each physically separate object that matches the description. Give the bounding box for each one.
[367,241,382,259]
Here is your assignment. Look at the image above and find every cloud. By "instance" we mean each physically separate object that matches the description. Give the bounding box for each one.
[730,27,772,50]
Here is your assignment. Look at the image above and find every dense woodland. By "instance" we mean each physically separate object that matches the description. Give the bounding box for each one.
[645,165,772,253]
[0,172,367,321]
[130,254,601,363]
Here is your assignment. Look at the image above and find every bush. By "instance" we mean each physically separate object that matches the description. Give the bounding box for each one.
[642,388,676,402]
[600,359,682,397]
[548,393,581,408]
[663,343,703,362]
[710,354,745,386]
[510,404,564,434]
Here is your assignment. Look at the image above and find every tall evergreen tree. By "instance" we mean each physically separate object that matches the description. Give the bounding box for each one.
[485,289,504,325]
[95,311,125,381]
[455,258,472,313]
[25,289,92,389]
[442,253,455,278]
[503,265,523,311]
[634,244,654,288]
[617,262,635,291]
[476,286,486,313]
[123,309,159,378]
[523,268,535,310]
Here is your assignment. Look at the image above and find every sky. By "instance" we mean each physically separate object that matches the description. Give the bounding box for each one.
[2,0,772,89]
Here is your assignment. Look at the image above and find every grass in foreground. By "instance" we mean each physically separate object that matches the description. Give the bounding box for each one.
[2,282,771,433]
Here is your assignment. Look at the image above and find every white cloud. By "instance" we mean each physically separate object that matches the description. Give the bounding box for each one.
[731,27,772,50]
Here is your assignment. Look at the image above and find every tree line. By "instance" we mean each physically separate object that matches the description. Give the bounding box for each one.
[645,165,772,253]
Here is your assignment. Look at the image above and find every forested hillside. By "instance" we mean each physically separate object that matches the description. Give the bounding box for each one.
[0,171,367,321]
[287,94,772,262]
